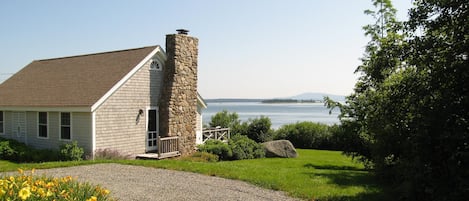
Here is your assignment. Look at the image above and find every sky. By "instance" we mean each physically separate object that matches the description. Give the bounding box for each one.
[0,0,413,99]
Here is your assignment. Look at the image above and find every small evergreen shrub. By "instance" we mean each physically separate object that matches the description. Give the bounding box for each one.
[197,139,232,160]
[229,135,265,160]
[59,141,84,161]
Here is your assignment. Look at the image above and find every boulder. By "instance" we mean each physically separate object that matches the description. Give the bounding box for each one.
[262,140,298,158]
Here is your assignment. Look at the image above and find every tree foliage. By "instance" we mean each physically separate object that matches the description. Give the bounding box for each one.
[326,0,469,200]
[274,122,331,149]
[244,116,273,143]
[209,110,240,128]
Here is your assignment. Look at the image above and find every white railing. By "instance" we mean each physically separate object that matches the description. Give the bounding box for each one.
[157,135,180,159]
[202,128,230,143]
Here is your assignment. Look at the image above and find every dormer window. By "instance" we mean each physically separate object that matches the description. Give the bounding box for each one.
[150,59,162,71]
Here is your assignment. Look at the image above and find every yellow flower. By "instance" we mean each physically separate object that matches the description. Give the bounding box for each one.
[102,189,110,195]
[46,189,53,197]
[0,189,6,196]
[37,188,46,197]
[18,187,31,200]
[0,179,6,187]
[86,196,98,201]
[46,181,55,188]
[17,168,24,175]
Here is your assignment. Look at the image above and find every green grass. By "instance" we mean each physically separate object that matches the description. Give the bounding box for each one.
[1,149,386,201]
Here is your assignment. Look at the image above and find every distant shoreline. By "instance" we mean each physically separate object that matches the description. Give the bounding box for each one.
[205,98,324,104]
[261,99,322,104]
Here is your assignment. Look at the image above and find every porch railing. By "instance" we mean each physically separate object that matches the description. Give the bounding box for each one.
[157,135,180,159]
[202,128,231,143]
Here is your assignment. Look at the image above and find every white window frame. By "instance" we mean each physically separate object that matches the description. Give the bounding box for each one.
[0,111,4,135]
[59,112,72,141]
[37,112,49,139]
[149,59,163,71]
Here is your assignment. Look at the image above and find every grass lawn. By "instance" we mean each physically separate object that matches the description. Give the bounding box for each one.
[1,149,386,201]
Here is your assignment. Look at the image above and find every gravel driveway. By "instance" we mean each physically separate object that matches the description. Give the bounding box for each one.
[26,163,300,201]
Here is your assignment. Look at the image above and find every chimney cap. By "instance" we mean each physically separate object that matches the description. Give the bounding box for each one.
[176,29,189,35]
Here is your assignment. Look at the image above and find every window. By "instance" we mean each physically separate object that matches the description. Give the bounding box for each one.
[0,111,3,134]
[150,60,162,71]
[38,112,48,138]
[60,112,71,140]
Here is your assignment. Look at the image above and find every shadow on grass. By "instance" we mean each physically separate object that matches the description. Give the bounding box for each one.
[319,191,390,201]
[304,163,367,172]
[304,164,392,201]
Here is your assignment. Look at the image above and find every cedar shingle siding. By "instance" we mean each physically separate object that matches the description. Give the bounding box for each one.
[94,59,163,154]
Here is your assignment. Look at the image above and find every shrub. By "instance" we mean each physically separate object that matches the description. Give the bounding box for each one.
[197,139,232,160]
[245,116,273,143]
[274,122,331,149]
[209,110,241,128]
[0,140,16,160]
[31,149,60,162]
[59,141,84,161]
[197,136,265,161]
[229,134,265,160]
[0,137,32,161]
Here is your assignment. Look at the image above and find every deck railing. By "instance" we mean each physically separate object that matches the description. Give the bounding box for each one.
[157,135,180,159]
[202,128,231,143]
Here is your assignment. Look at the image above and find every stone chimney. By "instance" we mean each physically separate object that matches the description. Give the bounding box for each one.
[159,29,199,156]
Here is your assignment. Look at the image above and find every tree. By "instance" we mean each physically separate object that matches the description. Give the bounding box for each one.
[327,0,469,200]
[209,110,240,128]
[245,116,273,143]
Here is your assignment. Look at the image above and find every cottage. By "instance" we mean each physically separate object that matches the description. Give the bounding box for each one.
[0,30,206,158]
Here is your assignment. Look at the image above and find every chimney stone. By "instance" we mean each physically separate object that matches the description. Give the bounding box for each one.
[159,32,199,156]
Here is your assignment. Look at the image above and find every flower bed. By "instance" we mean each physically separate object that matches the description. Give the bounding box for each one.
[0,169,114,201]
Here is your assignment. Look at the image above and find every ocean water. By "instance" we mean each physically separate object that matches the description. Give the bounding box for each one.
[202,101,340,129]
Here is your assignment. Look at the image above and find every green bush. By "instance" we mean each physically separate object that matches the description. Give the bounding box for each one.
[59,141,84,161]
[197,136,265,161]
[229,135,265,160]
[0,137,60,162]
[274,122,332,150]
[0,140,16,160]
[197,139,232,160]
[31,149,60,162]
[244,116,273,143]
[0,137,32,162]
[209,110,241,128]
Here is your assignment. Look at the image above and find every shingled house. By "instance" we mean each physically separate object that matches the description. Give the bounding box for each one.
[0,30,206,158]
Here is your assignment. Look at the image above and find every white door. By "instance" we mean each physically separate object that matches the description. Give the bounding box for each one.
[146,109,158,152]
[12,112,27,143]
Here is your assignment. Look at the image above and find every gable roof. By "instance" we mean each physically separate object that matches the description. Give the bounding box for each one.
[0,46,159,108]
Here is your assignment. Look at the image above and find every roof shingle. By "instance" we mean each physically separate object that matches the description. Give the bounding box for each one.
[0,46,158,107]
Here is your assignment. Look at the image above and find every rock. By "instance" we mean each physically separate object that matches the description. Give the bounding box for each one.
[262,140,298,158]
